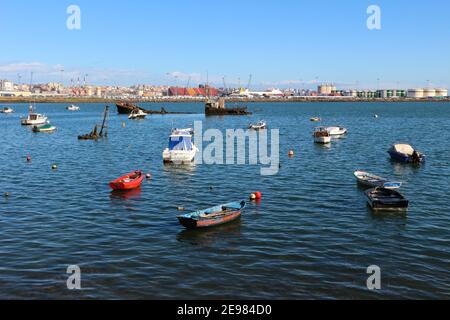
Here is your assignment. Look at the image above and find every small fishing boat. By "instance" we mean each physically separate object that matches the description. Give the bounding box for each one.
[0,107,14,114]
[249,120,267,130]
[128,109,147,120]
[66,105,80,111]
[109,170,144,190]
[313,127,331,144]
[32,123,56,133]
[310,117,321,122]
[177,201,246,229]
[326,126,348,137]
[388,144,425,164]
[365,187,409,211]
[21,113,48,125]
[354,170,402,190]
[163,128,198,164]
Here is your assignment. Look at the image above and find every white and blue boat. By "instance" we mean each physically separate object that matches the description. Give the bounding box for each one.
[354,171,402,190]
[162,128,198,164]
[388,144,425,164]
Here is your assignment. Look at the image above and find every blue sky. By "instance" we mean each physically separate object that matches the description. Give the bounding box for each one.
[1,0,449,89]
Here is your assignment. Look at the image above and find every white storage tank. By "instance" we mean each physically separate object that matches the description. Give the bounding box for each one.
[435,88,448,97]
[423,88,436,97]
[407,88,424,98]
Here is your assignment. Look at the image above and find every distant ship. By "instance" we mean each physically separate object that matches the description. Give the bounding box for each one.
[116,102,146,114]
[205,98,251,116]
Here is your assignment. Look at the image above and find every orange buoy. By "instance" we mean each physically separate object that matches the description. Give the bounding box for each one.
[254,192,262,200]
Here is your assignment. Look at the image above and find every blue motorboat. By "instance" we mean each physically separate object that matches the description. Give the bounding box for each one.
[388,144,425,164]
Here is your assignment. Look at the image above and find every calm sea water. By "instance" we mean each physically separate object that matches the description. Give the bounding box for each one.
[0,102,449,299]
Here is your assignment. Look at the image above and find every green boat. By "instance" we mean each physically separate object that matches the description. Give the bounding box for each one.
[32,123,56,133]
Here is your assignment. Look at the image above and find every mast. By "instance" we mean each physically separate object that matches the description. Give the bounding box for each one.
[99,106,109,137]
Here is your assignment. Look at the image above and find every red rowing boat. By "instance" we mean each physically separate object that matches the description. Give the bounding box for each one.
[109,170,144,190]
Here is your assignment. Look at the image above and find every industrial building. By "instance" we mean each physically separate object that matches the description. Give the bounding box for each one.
[318,84,337,95]
[168,86,219,97]
[0,80,14,91]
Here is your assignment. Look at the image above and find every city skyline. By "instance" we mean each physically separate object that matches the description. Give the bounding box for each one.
[1,0,450,89]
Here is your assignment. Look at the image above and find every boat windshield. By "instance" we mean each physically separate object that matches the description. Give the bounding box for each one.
[169,136,194,151]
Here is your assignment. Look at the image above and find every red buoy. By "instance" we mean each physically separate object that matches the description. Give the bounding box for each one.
[26,156,31,162]
[254,192,262,200]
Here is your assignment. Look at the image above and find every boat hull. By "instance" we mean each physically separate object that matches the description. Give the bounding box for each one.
[314,136,331,144]
[388,150,425,163]
[177,201,246,229]
[109,171,144,190]
[365,188,409,211]
[178,211,242,229]
[163,149,197,164]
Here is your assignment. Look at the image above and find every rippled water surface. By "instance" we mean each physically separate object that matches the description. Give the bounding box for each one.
[0,102,449,299]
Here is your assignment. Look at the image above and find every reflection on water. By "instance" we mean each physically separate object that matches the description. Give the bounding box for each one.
[110,188,142,201]
[177,219,242,247]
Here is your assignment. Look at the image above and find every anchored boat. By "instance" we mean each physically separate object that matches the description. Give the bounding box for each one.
[388,144,425,164]
[313,127,331,144]
[365,187,409,211]
[326,126,347,137]
[354,170,402,189]
[249,120,267,130]
[21,113,48,126]
[32,123,56,133]
[128,109,147,120]
[0,107,14,114]
[109,170,144,190]
[66,105,80,111]
[177,201,246,229]
[163,128,198,164]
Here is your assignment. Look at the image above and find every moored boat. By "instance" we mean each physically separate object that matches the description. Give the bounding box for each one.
[128,109,147,120]
[313,127,331,144]
[365,187,409,211]
[32,123,56,133]
[388,144,425,164]
[66,105,80,111]
[0,107,14,114]
[21,113,48,125]
[249,120,267,130]
[163,128,198,164]
[326,126,347,137]
[354,170,402,190]
[177,201,246,229]
[109,170,144,190]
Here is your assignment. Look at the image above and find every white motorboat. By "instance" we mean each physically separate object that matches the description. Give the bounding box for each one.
[313,127,331,144]
[326,126,348,137]
[128,109,147,120]
[0,107,14,114]
[66,105,80,111]
[249,120,267,130]
[21,113,48,126]
[163,128,198,164]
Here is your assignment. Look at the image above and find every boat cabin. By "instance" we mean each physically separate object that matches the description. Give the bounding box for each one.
[168,134,195,151]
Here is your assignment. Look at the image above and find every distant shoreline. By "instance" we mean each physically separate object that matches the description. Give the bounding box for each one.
[0,96,449,104]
